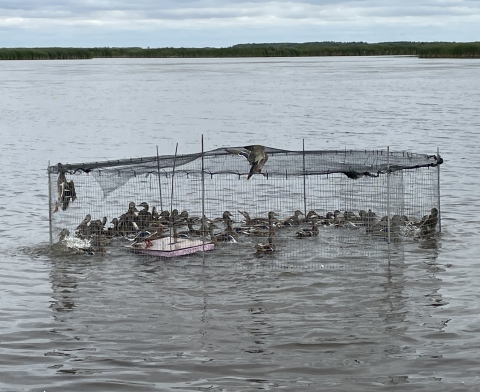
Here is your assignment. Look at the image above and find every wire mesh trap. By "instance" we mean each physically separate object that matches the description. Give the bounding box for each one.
[47,143,442,264]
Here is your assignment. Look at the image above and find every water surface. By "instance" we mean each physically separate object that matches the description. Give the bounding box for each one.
[1,56,480,391]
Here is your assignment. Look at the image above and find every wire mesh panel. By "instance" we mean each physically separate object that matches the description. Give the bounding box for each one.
[48,146,442,263]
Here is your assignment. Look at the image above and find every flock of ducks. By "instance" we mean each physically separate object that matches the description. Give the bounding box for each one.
[53,146,440,256]
[59,201,438,255]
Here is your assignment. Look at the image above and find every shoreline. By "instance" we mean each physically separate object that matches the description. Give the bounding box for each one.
[1,42,479,60]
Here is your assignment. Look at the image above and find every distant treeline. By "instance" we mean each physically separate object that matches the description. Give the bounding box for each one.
[1,42,479,60]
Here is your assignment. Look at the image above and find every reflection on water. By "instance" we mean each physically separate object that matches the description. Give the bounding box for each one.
[50,261,78,313]
[1,57,480,391]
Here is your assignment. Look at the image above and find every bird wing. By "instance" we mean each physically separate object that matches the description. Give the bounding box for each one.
[227,145,268,179]
[68,180,76,202]
[57,171,67,196]
[225,148,249,160]
[244,145,267,165]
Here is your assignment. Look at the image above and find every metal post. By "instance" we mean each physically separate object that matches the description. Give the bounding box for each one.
[169,144,179,246]
[302,139,307,216]
[170,143,178,212]
[156,145,163,212]
[201,135,206,254]
[387,146,391,245]
[48,161,53,246]
[437,147,441,233]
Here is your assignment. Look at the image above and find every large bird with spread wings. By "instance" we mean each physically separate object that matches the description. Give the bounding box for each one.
[226,145,268,180]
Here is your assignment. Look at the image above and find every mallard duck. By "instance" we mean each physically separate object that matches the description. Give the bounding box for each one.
[332,210,345,226]
[168,210,188,227]
[237,210,253,225]
[137,202,153,229]
[171,225,190,240]
[106,218,120,237]
[130,229,155,245]
[282,210,304,226]
[365,217,380,234]
[158,210,169,219]
[206,221,237,244]
[120,201,138,224]
[363,209,377,228]
[129,220,169,245]
[320,211,334,226]
[358,210,367,219]
[370,219,388,236]
[238,210,272,226]
[254,212,277,253]
[206,222,220,245]
[169,209,179,223]
[419,207,438,237]
[343,211,358,222]
[226,145,269,179]
[243,211,277,235]
[151,206,160,221]
[255,237,276,252]
[343,221,360,230]
[245,145,268,179]
[303,210,320,223]
[75,214,92,238]
[55,164,66,194]
[243,223,273,237]
[214,217,238,241]
[58,228,70,242]
[89,216,107,236]
[88,234,108,253]
[118,202,140,233]
[53,164,76,212]
[187,217,210,236]
[212,230,237,243]
[224,218,238,238]
[296,215,319,238]
[391,215,406,225]
[218,210,233,222]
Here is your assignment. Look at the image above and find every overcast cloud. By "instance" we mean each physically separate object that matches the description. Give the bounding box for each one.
[0,0,479,47]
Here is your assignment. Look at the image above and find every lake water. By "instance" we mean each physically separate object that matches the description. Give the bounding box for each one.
[1,56,480,391]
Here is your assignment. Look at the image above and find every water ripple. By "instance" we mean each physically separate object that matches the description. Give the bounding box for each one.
[1,57,479,391]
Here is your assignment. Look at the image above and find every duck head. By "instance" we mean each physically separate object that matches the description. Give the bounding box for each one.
[139,202,149,211]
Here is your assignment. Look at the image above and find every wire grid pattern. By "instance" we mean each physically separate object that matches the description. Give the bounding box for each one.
[49,147,441,262]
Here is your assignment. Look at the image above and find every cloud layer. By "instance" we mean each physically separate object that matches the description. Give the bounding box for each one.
[1,0,479,47]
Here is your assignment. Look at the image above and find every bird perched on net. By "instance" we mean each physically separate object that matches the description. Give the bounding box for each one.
[54,163,76,212]
[226,145,268,179]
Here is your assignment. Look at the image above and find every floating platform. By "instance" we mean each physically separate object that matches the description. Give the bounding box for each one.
[125,236,214,257]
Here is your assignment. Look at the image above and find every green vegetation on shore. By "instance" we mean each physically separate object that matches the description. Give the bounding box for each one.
[1,41,479,60]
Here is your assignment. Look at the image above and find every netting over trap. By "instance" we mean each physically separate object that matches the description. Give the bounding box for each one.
[47,145,442,263]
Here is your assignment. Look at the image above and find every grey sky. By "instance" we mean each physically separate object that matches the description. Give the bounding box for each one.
[1,0,479,47]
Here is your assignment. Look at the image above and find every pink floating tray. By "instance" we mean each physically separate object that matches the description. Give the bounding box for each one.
[125,236,214,257]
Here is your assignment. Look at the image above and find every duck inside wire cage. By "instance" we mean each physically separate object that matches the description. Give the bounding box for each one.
[47,144,443,263]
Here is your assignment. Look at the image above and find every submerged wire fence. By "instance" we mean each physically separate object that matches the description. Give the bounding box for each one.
[47,144,442,264]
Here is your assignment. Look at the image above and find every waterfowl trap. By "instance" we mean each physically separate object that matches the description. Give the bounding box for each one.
[47,144,442,263]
